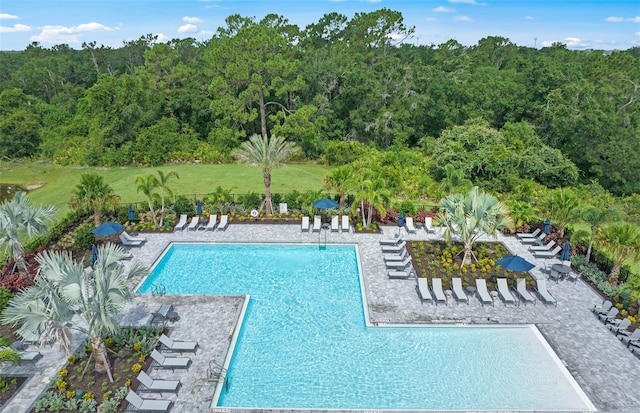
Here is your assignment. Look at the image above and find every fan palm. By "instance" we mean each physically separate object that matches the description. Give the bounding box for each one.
[595,222,640,287]
[0,192,56,276]
[436,187,514,267]
[232,134,298,215]
[573,206,619,265]
[1,244,148,381]
[69,174,120,226]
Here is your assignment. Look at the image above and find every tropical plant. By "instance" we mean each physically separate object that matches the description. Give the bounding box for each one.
[155,170,179,227]
[351,174,391,228]
[1,244,148,382]
[572,205,620,265]
[135,174,160,227]
[0,192,56,276]
[69,174,120,226]
[506,199,536,229]
[595,222,640,287]
[539,188,579,238]
[439,163,473,196]
[436,186,514,267]
[323,165,352,210]
[232,134,299,216]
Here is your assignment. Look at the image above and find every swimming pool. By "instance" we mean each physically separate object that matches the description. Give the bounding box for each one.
[138,243,594,410]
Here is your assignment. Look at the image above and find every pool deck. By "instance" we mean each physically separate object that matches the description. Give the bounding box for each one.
[2,223,640,412]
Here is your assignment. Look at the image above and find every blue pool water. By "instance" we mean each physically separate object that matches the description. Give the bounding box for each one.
[138,243,593,410]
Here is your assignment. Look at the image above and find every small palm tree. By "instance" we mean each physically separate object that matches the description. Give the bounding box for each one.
[69,174,120,226]
[324,165,352,210]
[573,206,619,265]
[156,170,179,227]
[1,244,148,381]
[595,222,640,287]
[540,188,580,238]
[232,134,299,216]
[135,174,161,227]
[0,192,56,276]
[436,187,514,267]
[351,175,391,228]
[439,164,473,196]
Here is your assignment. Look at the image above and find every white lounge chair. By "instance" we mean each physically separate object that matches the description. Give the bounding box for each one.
[204,215,218,231]
[475,279,494,306]
[187,216,199,231]
[150,349,191,370]
[159,334,199,353]
[529,240,556,252]
[312,215,321,232]
[381,241,406,253]
[520,232,546,245]
[497,278,516,306]
[405,217,417,234]
[513,278,535,305]
[431,278,447,305]
[533,246,562,259]
[452,278,469,304]
[383,251,409,262]
[516,228,542,239]
[599,307,619,323]
[217,215,229,231]
[416,278,432,303]
[619,329,640,347]
[119,232,144,247]
[301,216,310,232]
[136,370,181,394]
[534,279,557,306]
[331,215,339,232]
[385,258,412,270]
[126,389,173,412]
[379,237,403,246]
[341,215,349,232]
[592,300,612,314]
[388,269,414,279]
[424,217,435,234]
[174,214,188,231]
[608,318,632,335]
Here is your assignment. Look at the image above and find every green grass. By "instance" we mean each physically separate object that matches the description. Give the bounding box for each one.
[0,161,331,215]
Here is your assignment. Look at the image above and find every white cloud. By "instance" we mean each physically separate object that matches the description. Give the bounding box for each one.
[424,17,438,22]
[199,30,214,37]
[637,32,640,37]
[0,13,19,20]
[0,23,30,33]
[542,37,591,49]
[182,16,203,24]
[366,0,381,3]
[30,22,115,44]
[177,24,198,33]
[453,15,474,22]
[156,33,170,42]
[606,16,640,23]
[525,16,534,20]
[448,0,486,5]
[434,6,455,13]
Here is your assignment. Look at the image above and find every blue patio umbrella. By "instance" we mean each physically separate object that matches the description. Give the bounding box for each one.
[561,242,571,261]
[128,205,136,221]
[397,212,405,236]
[91,245,98,264]
[312,198,338,209]
[496,255,536,272]
[543,218,551,234]
[92,221,124,236]
[196,199,203,215]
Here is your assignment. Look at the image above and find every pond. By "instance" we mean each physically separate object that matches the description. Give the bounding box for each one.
[0,184,25,203]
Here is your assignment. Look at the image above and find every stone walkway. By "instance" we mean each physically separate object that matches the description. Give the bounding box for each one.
[2,223,640,412]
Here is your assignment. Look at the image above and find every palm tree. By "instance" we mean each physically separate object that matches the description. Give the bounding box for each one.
[573,206,619,265]
[595,222,640,287]
[135,174,160,227]
[323,165,352,210]
[436,187,514,267]
[439,163,473,196]
[156,170,179,227]
[351,175,391,228]
[540,188,580,238]
[69,174,120,226]
[1,244,148,381]
[0,192,56,276]
[232,134,299,216]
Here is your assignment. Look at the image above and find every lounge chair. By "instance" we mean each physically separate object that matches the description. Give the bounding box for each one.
[385,258,412,270]
[566,270,581,282]
[331,215,339,232]
[388,269,414,279]
[431,278,447,305]
[475,279,494,306]
[119,232,144,247]
[516,228,542,239]
[608,318,632,335]
[383,249,409,262]
[312,215,321,232]
[149,304,180,326]
[599,307,619,323]
[341,215,349,232]
[513,278,535,305]
[174,214,188,231]
[301,216,310,232]
[204,215,218,231]
[529,240,556,252]
[533,246,562,259]
[592,300,612,314]
[187,216,199,231]
[122,231,147,242]
[137,370,181,394]
[381,241,406,253]
[497,278,517,306]
[619,329,640,347]
[125,389,173,412]
[405,217,417,234]
[452,278,469,304]
[416,278,432,303]
[520,232,546,245]
[217,215,229,231]
[424,217,435,234]
[159,334,199,353]
[379,237,403,246]
[534,279,557,306]
[19,350,42,365]
[150,349,191,370]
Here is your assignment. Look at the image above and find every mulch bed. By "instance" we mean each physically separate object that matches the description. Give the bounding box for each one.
[0,376,28,409]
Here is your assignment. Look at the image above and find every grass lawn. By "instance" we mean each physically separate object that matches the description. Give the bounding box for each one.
[0,162,331,215]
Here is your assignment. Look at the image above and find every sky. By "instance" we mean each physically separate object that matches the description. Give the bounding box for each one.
[0,0,639,51]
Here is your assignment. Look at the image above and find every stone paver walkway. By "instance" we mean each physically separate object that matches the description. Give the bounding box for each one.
[2,222,640,412]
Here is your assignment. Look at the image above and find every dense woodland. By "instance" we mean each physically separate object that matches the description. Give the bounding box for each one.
[1,9,639,196]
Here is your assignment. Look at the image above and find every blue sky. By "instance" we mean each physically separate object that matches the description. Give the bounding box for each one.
[0,0,638,51]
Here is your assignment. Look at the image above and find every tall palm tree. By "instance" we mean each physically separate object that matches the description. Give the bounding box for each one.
[156,170,179,227]
[573,206,619,265]
[135,174,160,227]
[1,244,148,382]
[323,165,352,210]
[69,174,120,226]
[351,175,391,228]
[436,186,514,267]
[0,192,56,276]
[232,134,298,215]
[595,222,640,287]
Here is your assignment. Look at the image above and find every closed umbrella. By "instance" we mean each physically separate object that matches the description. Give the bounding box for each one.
[397,212,405,236]
[543,218,551,234]
[496,255,535,272]
[91,244,98,264]
[92,222,124,236]
[128,205,136,221]
[561,242,571,262]
[196,200,203,215]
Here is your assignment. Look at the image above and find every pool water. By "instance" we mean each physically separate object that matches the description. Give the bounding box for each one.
[138,243,593,410]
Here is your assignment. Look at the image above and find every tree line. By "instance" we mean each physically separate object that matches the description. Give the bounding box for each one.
[1,8,639,195]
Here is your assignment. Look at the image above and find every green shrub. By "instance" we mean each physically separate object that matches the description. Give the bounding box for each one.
[238,192,263,209]
[74,223,96,250]
[173,195,194,216]
[396,200,417,216]
[0,348,20,365]
[24,209,88,253]
[0,287,13,313]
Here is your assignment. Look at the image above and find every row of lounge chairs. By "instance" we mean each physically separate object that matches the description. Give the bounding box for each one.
[515,228,562,258]
[380,238,416,279]
[403,217,436,234]
[174,214,229,232]
[302,215,350,232]
[593,300,640,354]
